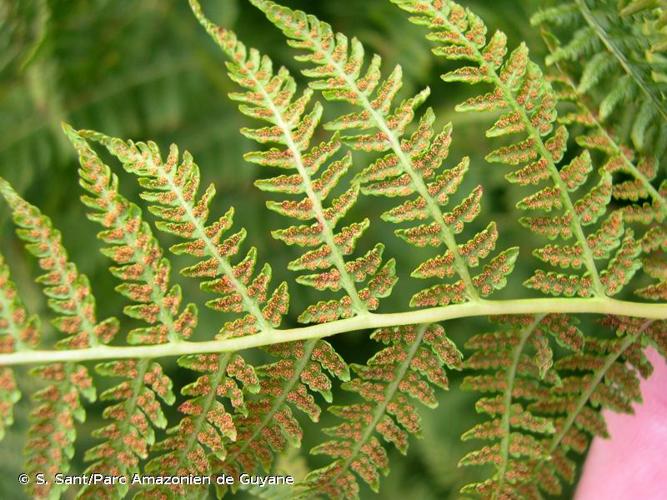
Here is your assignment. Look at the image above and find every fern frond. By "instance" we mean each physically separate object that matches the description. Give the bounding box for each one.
[529,316,661,496]
[459,314,578,497]
[64,127,202,498]
[547,73,667,222]
[73,125,351,488]
[0,252,39,440]
[532,0,667,156]
[458,315,662,497]
[134,352,260,498]
[541,52,667,304]
[0,178,119,349]
[458,313,666,497]
[250,0,519,307]
[66,129,198,345]
[0,4,665,499]
[210,338,349,495]
[73,124,347,484]
[303,324,462,498]
[77,132,288,339]
[191,0,396,323]
[391,0,643,299]
[0,178,120,498]
[68,131,285,498]
[538,26,667,304]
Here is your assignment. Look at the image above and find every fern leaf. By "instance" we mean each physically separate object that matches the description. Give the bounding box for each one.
[303,324,462,498]
[210,338,349,495]
[136,353,260,498]
[251,0,519,306]
[75,128,349,491]
[0,178,120,498]
[64,127,200,498]
[529,316,662,496]
[67,130,287,497]
[545,60,667,302]
[459,314,661,497]
[0,252,39,440]
[73,130,288,497]
[391,0,644,300]
[0,178,119,350]
[191,1,397,323]
[77,131,288,338]
[76,124,351,487]
[459,314,576,497]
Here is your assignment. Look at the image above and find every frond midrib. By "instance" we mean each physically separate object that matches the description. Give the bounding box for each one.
[147,153,271,331]
[172,353,232,474]
[545,321,650,455]
[85,357,150,483]
[2,297,664,364]
[191,3,368,315]
[246,70,368,314]
[494,314,545,497]
[320,323,429,490]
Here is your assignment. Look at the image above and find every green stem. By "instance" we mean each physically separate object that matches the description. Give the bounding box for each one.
[1,298,664,366]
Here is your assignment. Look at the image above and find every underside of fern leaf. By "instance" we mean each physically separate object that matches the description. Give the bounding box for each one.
[533,1,667,305]
[0,1,665,500]
[0,176,119,497]
[250,0,521,310]
[304,323,462,498]
[459,314,660,497]
[389,0,648,302]
[191,0,398,324]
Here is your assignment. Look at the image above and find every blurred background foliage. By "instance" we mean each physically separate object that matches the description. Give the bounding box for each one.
[0,0,590,498]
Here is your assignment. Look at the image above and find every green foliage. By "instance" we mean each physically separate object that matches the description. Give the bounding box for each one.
[532,0,667,305]
[304,324,462,498]
[389,0,647,300]
[0,1,665,499]
[533,0,667,157]
[190,0,397,323]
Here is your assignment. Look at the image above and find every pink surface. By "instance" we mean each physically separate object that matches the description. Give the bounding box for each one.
[576,348,667,500]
